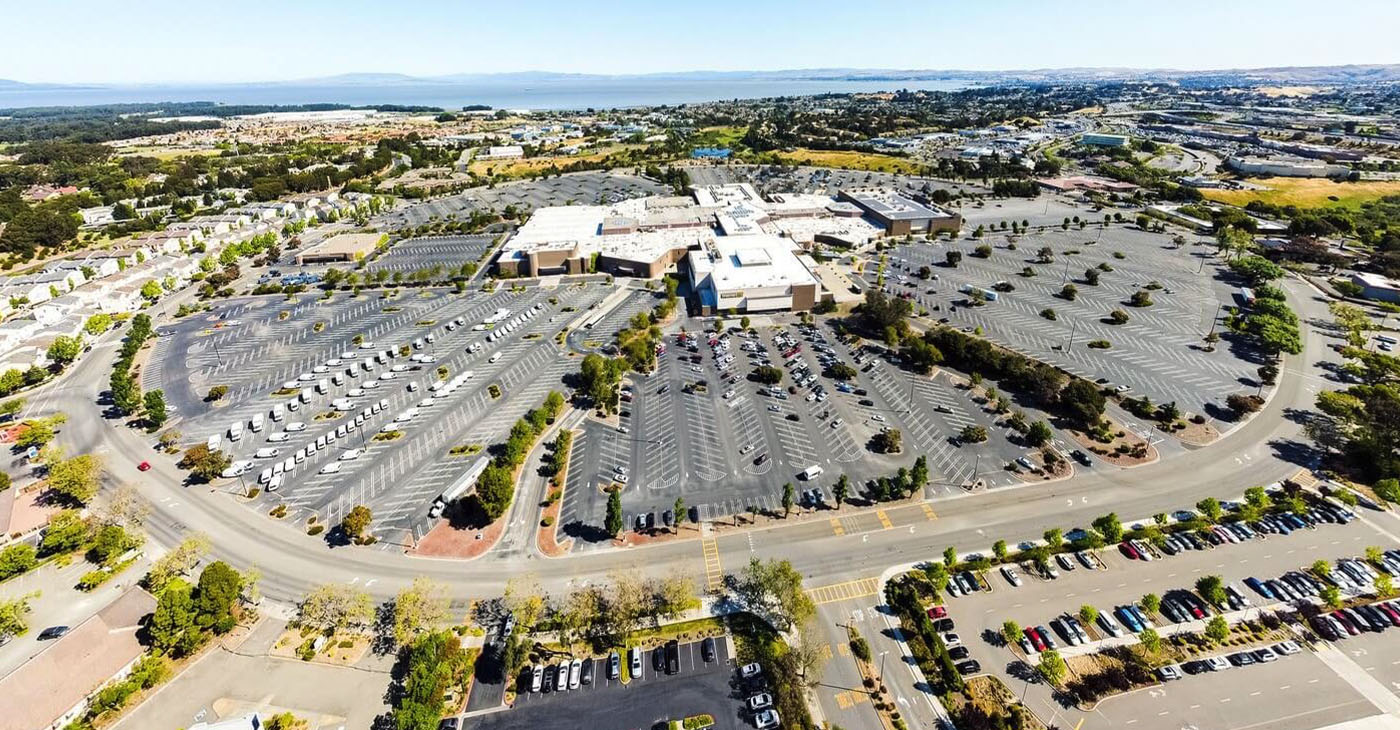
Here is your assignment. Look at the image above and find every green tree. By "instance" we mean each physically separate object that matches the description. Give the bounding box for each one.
[110,369,141,414]
[1079,604,1099,627]
[1092,513,1124,543]
[341,505,373,541]
[47,453,101,504]
[673,496,686,532]
[1025,420,1053,447]
[833,474,849,509]
[194,561,243,630]
[1002,619,1022,647]
[1205,615,1230,643]
[150,578,199,655]
[734,557,815,632]
[0,543,38,580]
[1311,559,1332,579]
[944,546,959,567]
[46,335,82,366]
[1195,575,1227,607]
[1229,255,1284,285]
[0,594,35,638]
[178,444,230,483]
[1320,584,1343,609]
[1140,593,1161,616]
[782,482,795,517]
[605,489,623,537]
[923,561,950,594]
[1037,649,1067,685]
[1196,497,1223,523]
[993,539,1008,561]
[1138,627,1162,653]
[143,389,168,428]
[1044,528,1063,549]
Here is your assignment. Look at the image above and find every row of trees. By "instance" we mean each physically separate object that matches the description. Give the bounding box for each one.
[470,391,566,521]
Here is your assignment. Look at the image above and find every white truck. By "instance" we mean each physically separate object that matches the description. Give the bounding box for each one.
[800,464,824,480]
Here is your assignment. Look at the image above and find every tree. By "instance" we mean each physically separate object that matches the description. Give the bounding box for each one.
[734,557,815,632]
[1079,604,1099,627]
[471,463,515,521]
[1092,513,1124,543]
[1044,528,1063,549]
[605,489,623,537]
[88,524,139,565]
[393,577,449,646]
[946,251,962,267]
[1229,255,1284,285]
[150,578,199,655]
[1195,575,1227,607]
[0,543,37,580]
[47,335,82,366]
[143,389,168,428]
[1059,284,1078,301]
[141,280,163,300]
[910,455,929,492]
[83,313,113,336]
[298,583,373,633]
[15,417,57,449]
[1107,309,1129,325]
[1059,379,1105,428]
[1376,574,1395,598]
[341,505,373,541]
[1001,619,1022,647]
[1321,584,1343,609]
[1140,593,1161,616]
[1196,497,1223,523]
[1037,649,1067,685]
[1244,486,1272,511]
[144,533,210,593]
[206,385,229,402]
[1138,627,1162,653]
[944,546,959,567]
[110,369,141,414]
[1205,615,1230,643]
[1025,420,1053,447]
[47,453,101,505]
[959,424,988,443]
[194,561,243,630]
[781,482,795,517]
[871,428,902,453]
[833,474,849,509]
[1311,559,1332,579]
[923,561,950,594]
[673,496,686,532]
[752,365,783,385]
[178,444,231,482]
[0,594,35,638]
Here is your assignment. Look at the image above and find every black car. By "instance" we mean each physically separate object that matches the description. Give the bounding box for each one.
[948,646,970,660]
[955,660,981,675]
[581,658,595,685]
[438,719,460,730]
[37,626,69,641]
[665,640,680,674]
[1071,450,1091,465]
[541,664,556,692]
[662,510,675,527]
[701,637,716,662]
[934,618,955,633]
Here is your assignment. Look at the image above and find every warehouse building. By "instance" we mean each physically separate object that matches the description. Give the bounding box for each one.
[1080,133,1130,147]
[836,189,962,236]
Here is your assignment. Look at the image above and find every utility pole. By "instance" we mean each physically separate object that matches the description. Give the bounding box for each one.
[1066,318,1078,351]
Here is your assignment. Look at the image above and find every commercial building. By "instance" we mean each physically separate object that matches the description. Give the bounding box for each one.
[1349,272,1400,303]
[1226,156,1351,179]
[476,145,524,160]
[294,233,385,265]
[1080,133,1130,148]
[1036,176,1141,194]
[688,233,820,314]
[0,587,157,730]
[836,189,962,236]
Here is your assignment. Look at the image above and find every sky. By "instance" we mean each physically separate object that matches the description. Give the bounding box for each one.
[5,0,1400,84]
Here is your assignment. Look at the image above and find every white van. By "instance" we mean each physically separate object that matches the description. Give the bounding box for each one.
[332,398,353,411]
[270,404,285,422]
[266,474,284,492]
[250,413,265,432]
[332,373,345,386]
[229,423,244,442]
[299,388,313,404]
[800,464,824,480]
[258,467,273,484]
[255,447,281,459]
[221,460,252,479]
[489,352,502,363]
[267,432,289,443]
[207,434,223,451]
[316,378,329,394]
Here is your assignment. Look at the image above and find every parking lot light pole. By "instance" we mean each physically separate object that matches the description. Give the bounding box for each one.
[878,650,889,686]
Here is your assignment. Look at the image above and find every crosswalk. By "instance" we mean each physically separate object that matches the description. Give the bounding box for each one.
[701,538,724,591]
[808,577,881,605]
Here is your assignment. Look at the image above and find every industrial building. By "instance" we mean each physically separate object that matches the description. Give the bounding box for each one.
[1081,133,1130,147]
[1225,156,1351,179]
[836,189,963,236]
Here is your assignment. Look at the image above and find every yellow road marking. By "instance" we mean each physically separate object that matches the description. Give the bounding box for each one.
[701,538,723,591]
[807,576,881,605]
[921,503,937,521]
[876,509,893,529]
[1072,719,1085,730]
[838,642,850,656]
[830,518,845,536]
[820,643,832,660]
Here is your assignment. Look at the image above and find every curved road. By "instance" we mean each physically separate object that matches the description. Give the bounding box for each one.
[43,275,1339,607]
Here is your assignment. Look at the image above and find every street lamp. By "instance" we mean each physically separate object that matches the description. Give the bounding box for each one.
[878,650,890,686]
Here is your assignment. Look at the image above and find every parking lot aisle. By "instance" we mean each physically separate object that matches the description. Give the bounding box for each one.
[701,538,723,591]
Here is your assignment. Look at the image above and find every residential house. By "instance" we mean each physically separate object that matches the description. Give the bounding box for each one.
[0,587,157,730]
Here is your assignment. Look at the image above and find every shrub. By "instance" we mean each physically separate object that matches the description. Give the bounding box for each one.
[1087,340,1112,349]
[307,524,324,536]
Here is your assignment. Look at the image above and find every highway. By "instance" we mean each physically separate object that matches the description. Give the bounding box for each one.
[39,273,1341,608]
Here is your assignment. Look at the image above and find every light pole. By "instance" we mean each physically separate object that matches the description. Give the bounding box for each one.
[878,650,890,687]
[1065,318,1078,352]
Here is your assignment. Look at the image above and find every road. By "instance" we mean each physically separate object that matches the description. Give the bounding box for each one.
[31,269,1343,609]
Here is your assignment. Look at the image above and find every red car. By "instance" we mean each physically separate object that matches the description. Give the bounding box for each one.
[1024,627,1047,652]
[137,461,152,472]
[926,605,948,619]
[1119,541,1140,560]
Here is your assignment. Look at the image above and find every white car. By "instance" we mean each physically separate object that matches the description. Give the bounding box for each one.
[319,462,343,475]
[339,448,363,461]
[362,380,382,390]
[285,421,307,432]
[754,709,780,730]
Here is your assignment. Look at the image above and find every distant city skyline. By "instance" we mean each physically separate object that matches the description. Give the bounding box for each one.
[4,0,1399,85]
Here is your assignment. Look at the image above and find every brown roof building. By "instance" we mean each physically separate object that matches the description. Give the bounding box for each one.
[0,587,156,730]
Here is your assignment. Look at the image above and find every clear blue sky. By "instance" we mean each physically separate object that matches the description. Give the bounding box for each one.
[6,0,1399,84]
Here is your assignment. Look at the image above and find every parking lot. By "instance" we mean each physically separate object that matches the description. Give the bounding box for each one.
[869,226,1260,413]
[467,639,751,730]
[383,171,671,228]
[147,281,612,540]
[556,317,1036,547]
[934,499,1399,730]
[687,164,979,201]
[364,234,495,276]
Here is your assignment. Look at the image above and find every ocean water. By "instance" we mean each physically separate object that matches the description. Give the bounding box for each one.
[0,77,970,111]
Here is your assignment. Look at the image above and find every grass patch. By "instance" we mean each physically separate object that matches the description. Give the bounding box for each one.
[1201,177,1400,210]
[415,320,436,326]
[448,443,484,457]
[373,430,403,441]
[382,306,401,313]
[774,148,924,175]
[488,384,502,399]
